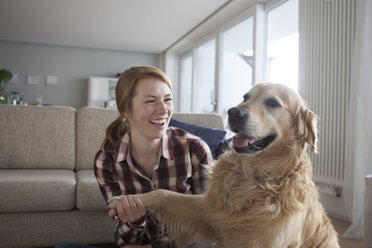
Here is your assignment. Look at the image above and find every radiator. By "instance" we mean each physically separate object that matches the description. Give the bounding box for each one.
[299,0,355,190]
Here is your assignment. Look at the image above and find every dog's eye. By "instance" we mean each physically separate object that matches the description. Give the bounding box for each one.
[243,94,250,102]
[265,98,281,108]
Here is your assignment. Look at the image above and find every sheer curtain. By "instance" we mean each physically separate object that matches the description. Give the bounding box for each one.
[343,0,372,241]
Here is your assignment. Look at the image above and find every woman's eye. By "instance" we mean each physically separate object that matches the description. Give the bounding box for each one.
[144,100,155,104]
[164,98,172,102]
[265,98,281,108]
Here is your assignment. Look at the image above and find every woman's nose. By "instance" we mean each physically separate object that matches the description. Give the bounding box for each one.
[156,101,167,114]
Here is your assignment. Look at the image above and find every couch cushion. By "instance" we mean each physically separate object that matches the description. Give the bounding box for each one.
[76,107,118,170]
[0,169,76,213]
[76,170,107,211]
[172,112,225,130]
[0,105,76,169]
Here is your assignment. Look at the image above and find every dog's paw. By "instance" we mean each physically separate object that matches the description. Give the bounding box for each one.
[107,196,123,209]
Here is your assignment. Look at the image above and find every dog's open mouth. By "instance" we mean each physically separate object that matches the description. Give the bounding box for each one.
[232,133,276,154]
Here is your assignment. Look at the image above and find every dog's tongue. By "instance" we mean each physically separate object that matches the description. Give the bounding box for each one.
[232,134,258,148]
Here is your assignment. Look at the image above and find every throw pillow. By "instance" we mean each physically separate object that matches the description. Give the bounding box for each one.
[169,118,227,159]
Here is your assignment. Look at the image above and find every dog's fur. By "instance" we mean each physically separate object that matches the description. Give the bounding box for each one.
[109,83,340,248]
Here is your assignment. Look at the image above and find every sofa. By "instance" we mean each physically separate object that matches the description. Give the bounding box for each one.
[0,105,225,248]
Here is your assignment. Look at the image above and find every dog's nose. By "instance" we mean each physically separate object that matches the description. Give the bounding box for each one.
[228,107,248,120]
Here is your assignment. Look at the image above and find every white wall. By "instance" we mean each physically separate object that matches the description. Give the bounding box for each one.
[0,41,159,109]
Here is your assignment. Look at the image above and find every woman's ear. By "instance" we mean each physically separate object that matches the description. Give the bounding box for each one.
[121,112,130,122]
[294,107,318,153]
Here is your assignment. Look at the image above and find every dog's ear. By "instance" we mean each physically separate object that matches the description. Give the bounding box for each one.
[294,107,318,153]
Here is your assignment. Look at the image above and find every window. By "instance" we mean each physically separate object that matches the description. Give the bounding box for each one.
[193,39,216,113]
[266,0,299,91]
[179,55,193,112]
[221,16,254,117]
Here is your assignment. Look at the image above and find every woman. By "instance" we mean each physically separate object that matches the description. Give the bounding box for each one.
[94,66,213,248]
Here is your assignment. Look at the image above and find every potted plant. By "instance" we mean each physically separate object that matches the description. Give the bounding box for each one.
[0,69,13,104]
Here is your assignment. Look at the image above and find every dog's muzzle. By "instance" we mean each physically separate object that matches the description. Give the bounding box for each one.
[228,107,276,154]
[228,107,248,133]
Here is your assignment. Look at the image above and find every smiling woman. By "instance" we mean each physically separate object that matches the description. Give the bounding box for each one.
[88,66,214,248]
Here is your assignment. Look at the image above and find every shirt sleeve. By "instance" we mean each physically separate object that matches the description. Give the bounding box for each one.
[93,149,149,246]
[189,138,214,194]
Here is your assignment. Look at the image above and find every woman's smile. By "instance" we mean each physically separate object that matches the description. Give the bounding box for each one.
[149,118,167,128]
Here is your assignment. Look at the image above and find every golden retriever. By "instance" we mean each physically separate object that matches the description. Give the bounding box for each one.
[109,83,340,248]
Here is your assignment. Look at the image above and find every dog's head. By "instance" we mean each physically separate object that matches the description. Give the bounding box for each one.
[228,83,318,156]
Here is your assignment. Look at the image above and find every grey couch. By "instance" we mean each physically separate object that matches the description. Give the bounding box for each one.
[0,105,225,248]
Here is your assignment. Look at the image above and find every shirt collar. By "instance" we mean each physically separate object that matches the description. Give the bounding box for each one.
[114,129,174,163]
[161,129,174,160]
[114,133,130,163]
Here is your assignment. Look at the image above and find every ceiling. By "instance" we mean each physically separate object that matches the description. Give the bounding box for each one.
[0,0,229,53]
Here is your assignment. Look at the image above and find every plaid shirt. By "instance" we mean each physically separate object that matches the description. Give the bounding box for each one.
[94,127,213,248]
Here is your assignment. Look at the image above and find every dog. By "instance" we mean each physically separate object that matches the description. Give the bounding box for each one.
[109,83,340,248]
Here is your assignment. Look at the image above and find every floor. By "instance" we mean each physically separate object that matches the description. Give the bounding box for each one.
[330,215,364,248]
[42,217,363,248]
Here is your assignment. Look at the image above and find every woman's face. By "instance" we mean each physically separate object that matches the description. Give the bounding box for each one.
[125,77,173,142]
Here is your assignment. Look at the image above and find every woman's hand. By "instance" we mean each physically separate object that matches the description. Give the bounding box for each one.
[109,195,146,224]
